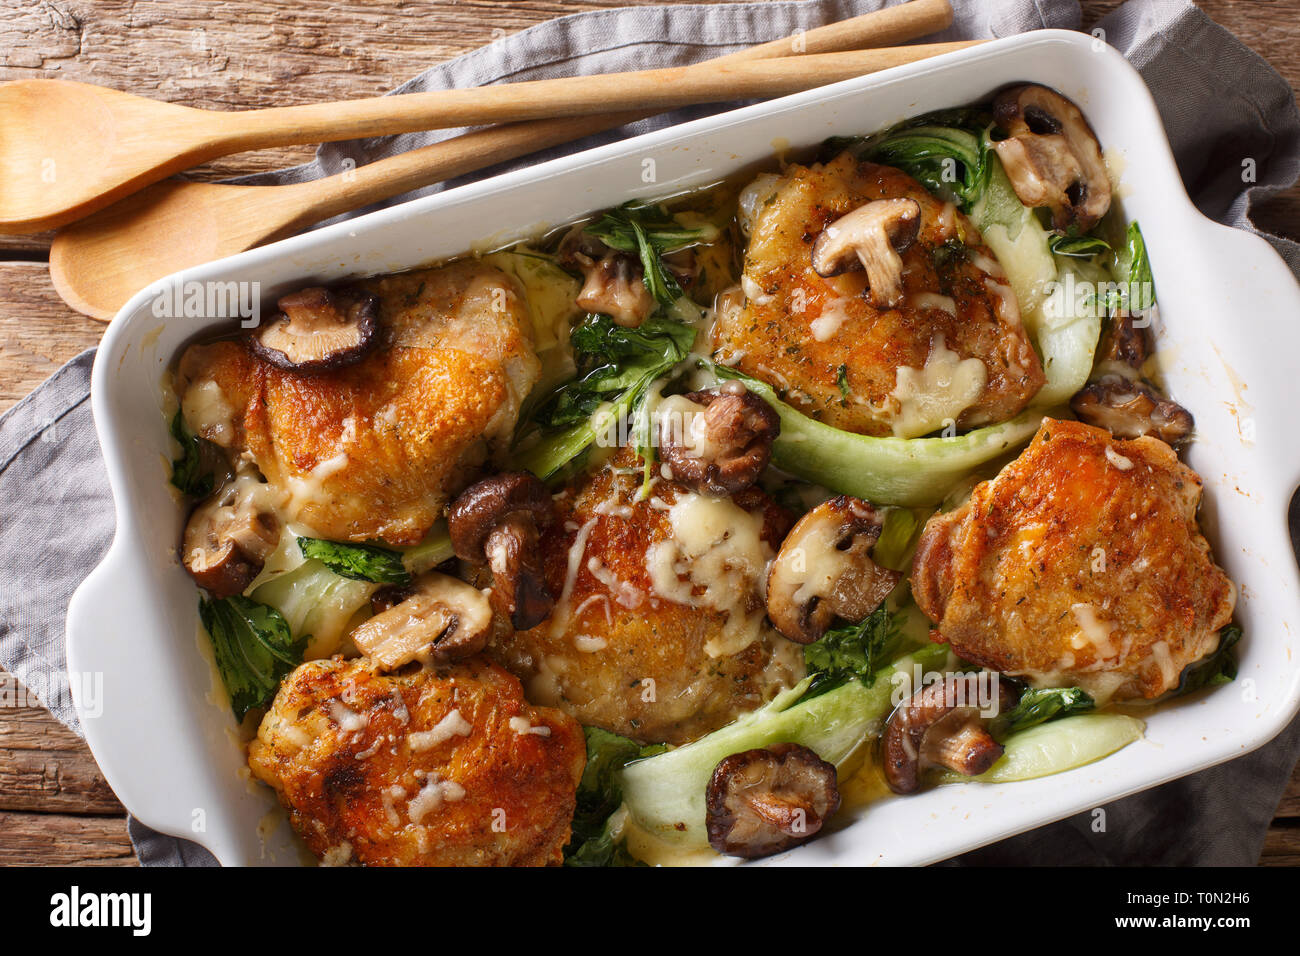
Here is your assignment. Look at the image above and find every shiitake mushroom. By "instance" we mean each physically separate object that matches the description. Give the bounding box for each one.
[656,384,780,497]
[249,286,379,373]
[448,472,556,631]
[705,743,841,859]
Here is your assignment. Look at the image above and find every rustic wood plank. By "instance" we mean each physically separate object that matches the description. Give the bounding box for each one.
[0,676,124,815]
[1260,821,1300,866]
[0,746,124,814]
[0,262,103,413]
[0,811,136,866]
[1274,759,1300,818]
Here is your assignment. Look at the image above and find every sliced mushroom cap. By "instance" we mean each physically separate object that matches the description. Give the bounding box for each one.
[1070,379,1194,445]
[575,252,656,328]
[882,676,1014,794]
[993,83,1112,232]
[705,743,841,859]
[810,198,921,309]
[181,472,280,598]
[447,472,555,630]
[657,384,780,496]
[766,496,902,644]
[249,286,379,373]
[351,571,492,669]
[558,226,656,328]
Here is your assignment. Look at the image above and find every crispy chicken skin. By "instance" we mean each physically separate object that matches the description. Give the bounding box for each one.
[248,656,585,867]
[175,260,539,545]
[713,156,1045,437]
[490,447,804,745]
[911,419,1235,701]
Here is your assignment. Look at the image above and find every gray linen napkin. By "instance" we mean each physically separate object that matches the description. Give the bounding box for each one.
[3,0,1297,867]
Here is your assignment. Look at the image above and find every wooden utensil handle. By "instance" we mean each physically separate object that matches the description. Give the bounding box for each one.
[298,0,960,218]
[282,0,961,225]
[720,0,953,61]
[217,42,978,154]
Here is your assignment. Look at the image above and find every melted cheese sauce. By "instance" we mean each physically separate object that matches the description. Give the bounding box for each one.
[909,292,957,316]
[656,394,718,462]
[407,709,472,751]
[645,492,773,657]
[1105,446,1134,471]
[984,278,1022,327]
[809,295,857,342]
[1070,604,1119,661]
[889,334,988,438]
[181,378,237,447]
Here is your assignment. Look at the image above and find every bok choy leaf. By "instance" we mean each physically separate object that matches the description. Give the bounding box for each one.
[564,728,663,867]
[995,686,1095,737]
[801,606,904,700]
[296,537,411,585]
[1177,625,1241,695]
[169,411,218,497]
[584,202,718,308]
[940,713,1144,785]
[250,560,376,660]
[517,313,696,481]
[199,595,306,720]
[706,361,1042,507]
[865,124,987,210]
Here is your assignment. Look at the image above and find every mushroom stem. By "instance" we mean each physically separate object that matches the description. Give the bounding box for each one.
[744,792,821,837]
[810,198,921,308]
[882,675,1012,794]
[920,714,1004,777]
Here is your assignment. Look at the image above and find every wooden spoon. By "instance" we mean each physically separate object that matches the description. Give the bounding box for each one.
[50,5,968,320]
[49,0,959,320]
[7,40,978,237]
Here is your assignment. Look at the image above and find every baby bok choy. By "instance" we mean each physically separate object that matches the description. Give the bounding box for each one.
[512,202,716,482]
[706,361,1043,506]
[618,641,950,850]
[199,595,305,721]
[938,713,1144,785]
[515,313,696,481]
[247,531,454,662]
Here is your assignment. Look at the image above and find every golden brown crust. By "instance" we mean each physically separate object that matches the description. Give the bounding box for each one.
[248,656,585,867]
[713,156,1045,436]
[179,340,504,545]
[175,261,539,546]
[912,419,1235,701]
[489,447,803,745]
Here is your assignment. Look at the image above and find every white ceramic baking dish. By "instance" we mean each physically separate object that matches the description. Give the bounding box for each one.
[67,29,1300,866]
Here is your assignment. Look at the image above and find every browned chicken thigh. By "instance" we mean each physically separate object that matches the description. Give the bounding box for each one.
[174,260,539,545]
[248,656,585,866]
[712,156,1045,438]
[489,447,804,745]
[911,419,1235,702]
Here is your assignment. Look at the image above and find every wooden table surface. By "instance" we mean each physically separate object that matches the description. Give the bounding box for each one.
[1,0,1297,867]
